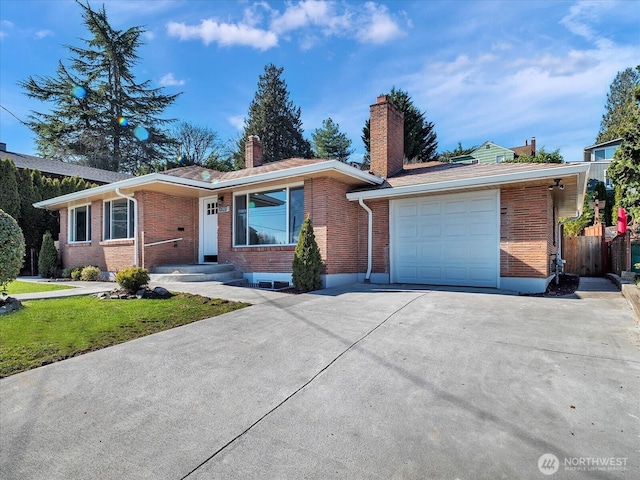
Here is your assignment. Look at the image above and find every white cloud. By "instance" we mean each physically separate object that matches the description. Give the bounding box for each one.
[34,29,53,39]
[357,2,404,44]
[159,73,186,87]
[228,115,245,130]
[167,19,278,50]
[270,0,349,35]
[0,19,14,39]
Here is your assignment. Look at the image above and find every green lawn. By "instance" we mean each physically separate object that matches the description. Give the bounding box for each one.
[4,280,75,295]
[0,293,250,377]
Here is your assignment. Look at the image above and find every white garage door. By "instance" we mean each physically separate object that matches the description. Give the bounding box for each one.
[391,190,499,287]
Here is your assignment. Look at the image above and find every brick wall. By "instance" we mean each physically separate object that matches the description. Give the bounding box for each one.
[356,199,390,275]
[59,192,198,272]
[218,177,360,275]
[138,191,198,269]
[500,184,553,278]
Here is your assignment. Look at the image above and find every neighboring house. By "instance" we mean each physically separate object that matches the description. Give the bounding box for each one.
[582,138,622,190]
[451,138,536,164]
[34,96,589,293]
[0,142,132,185]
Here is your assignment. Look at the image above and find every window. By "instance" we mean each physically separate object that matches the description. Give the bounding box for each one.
[604,169,613,189]
[234,186,304,246]
[496,155,505,163]
[103,199,135,240]
[69,205,91,242]
[594,146,618,161]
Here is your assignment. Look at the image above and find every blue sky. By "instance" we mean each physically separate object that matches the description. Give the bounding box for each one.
[1,0,638,164]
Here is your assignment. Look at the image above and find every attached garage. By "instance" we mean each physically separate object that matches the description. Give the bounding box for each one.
[390,190,499,287]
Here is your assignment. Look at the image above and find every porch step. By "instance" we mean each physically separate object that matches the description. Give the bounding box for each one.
[150,264,244,283]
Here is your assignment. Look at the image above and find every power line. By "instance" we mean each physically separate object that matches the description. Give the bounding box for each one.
[0,104,27,124]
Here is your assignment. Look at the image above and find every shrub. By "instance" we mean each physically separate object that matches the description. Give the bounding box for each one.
[80,266,100,281]
[71,267,83,280]
[292,217,323,292]
[0,209,26,295]
[38,231,58,278]
[116,267,150,293]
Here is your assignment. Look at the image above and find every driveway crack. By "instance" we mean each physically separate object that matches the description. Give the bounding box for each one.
[179,292,430,479]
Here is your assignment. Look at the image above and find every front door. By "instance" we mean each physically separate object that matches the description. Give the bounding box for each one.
[200,196,218,262]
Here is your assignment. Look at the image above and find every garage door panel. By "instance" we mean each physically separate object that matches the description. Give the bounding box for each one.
[392,191,498,287]
[420,203,441,216]
[470,198,496,213]
[421,224,441,237]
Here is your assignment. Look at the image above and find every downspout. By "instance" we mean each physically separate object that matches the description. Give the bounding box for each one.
[115,188,139,267]
[358,197,373,282]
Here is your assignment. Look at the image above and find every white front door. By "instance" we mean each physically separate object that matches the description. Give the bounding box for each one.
[200,196,218,262]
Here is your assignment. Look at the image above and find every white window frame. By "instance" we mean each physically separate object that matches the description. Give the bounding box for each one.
[103,198,135,241]
[68,204,91,243]
[496,155,505,163]
[233,182,304,247]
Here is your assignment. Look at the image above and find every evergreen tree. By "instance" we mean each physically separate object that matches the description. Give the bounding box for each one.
[292,217,323,292]
[596,66,640,144]
[362,87,438,166]
[234,64,312,166]
[311,118,354,162]
[608,67,640,223]
[0,158,21,220]
[38,231,58,278]
[20,1,180,173]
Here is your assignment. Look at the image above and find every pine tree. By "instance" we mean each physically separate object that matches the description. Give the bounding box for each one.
[0,159,21,220]
[362,87,438,167]
[292,217,323,292]
[234,64,312,166]
[20,1,180,173]
[596,66,640,144]
[311,118,354,162]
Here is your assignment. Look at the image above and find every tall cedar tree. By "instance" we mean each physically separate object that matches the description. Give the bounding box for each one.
[20,1,180,173]
[311,118,354,162]
[235,64,312,167]
[608,67,640,223]
[596,66,640,144]
[292,217,323,292]
[362,87,438,168]
[0,158,21,220]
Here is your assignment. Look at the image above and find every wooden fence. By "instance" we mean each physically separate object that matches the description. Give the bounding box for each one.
[563,236,603,276]
[610,231,631,275]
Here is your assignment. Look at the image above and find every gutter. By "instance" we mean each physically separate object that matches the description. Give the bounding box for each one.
[115,188,139,267]
[358,198,373,282]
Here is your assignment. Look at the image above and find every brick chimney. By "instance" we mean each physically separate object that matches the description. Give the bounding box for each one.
[245,135,263,168]
[531,137,536,156]
[369,95,404,178]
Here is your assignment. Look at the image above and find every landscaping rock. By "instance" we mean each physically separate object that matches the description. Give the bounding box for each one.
[153,286,170,297]
[136,288,146,299]
[0,296,22,315]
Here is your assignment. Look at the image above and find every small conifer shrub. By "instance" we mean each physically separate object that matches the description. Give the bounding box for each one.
[292,217,323,292]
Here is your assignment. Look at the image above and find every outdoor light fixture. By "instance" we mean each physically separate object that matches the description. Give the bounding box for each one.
[548,178,564,191]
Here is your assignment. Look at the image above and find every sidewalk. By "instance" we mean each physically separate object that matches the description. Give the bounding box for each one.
[10,277,115,301]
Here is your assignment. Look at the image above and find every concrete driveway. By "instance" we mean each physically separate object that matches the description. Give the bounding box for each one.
[1,282,638,479]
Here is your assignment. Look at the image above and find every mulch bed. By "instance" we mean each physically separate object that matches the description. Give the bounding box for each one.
[524,274,580,297]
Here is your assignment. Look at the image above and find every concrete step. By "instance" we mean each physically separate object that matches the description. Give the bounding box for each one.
[150,270,244,283]
[152,264,235,275]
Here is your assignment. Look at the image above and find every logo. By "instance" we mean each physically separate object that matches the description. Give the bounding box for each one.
[538,453,560,475]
